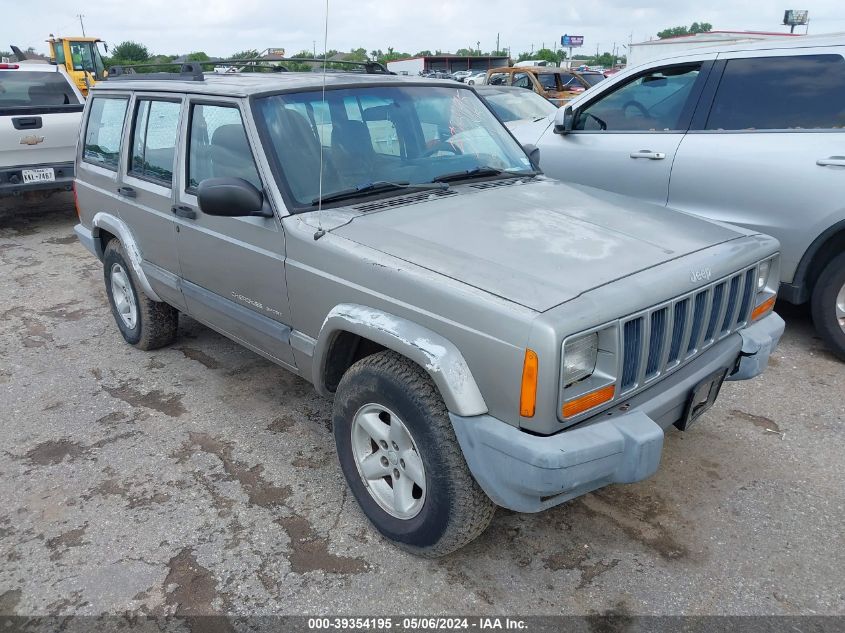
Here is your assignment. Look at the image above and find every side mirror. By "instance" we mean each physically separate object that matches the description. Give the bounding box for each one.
[522,144,541,170]
[197,178,272,218]
[553,105,575,135]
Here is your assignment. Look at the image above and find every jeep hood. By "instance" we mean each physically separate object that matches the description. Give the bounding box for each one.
[332,179,748,312]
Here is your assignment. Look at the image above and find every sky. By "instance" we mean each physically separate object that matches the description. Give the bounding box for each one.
[10,0,845,59]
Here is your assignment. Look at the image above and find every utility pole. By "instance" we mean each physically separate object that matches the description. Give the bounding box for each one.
[76,13,86,37]
[313,40,316,57]
[496,32,500,55]
[477,40,481,54]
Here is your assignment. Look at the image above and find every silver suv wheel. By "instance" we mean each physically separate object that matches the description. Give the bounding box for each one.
[350,403,426,519]
[110,263,137,329]
[836,281,845,334]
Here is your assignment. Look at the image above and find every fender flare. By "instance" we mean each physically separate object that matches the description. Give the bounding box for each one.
[312,304,488,417]
[91,212,162,302]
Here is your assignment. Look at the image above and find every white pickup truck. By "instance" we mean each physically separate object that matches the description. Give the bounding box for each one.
[0,61,83,198]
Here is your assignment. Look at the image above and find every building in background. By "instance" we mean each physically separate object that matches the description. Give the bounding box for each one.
[387,54,509,75]
[627,31,801,67]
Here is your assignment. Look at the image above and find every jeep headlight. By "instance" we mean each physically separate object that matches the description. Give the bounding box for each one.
[563,333,598,387]
[756,260,771,291]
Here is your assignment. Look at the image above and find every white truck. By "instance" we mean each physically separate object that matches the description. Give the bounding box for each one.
[0,61,83,198]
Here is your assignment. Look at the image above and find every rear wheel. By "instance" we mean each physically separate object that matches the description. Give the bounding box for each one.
[333,351,495,557]
[103,239,178,351]
[811,252,845,361]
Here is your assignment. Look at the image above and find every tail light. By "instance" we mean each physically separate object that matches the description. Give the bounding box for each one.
[0,63,20,69]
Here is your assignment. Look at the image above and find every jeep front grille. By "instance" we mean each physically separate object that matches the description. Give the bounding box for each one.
[619,266,757,393]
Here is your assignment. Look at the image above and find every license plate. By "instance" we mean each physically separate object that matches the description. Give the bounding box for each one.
[676,369,728,431]
[22,168,55,184]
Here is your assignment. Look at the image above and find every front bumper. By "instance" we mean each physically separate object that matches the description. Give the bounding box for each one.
[0,162,75,197]
[451,313,784,512]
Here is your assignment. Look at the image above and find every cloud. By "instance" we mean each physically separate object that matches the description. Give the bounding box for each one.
[9,0,845,58]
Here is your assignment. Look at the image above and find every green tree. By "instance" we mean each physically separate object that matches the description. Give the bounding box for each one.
[111,41,149,62]
[186,51,210,62]
[657,22,712,39]
[516,48,562,64]
[415,49,433,57]
[230,49,259,60]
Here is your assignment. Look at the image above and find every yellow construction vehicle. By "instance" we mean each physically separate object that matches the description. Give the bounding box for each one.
[46,36,108,96]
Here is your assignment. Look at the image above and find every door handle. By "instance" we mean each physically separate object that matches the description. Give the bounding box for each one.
[630,150,666,160]
[13,116,42,130]
[117,186,136,198]
[817,156,845,168]
[171,205,197,220]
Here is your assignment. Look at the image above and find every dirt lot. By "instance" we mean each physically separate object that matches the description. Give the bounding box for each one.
[0,194,843,618]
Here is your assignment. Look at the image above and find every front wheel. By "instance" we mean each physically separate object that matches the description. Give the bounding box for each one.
[811,251,845,361]
[333,351,495,557]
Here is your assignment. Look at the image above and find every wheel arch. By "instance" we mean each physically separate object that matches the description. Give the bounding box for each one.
[312,304,488,417]
[90,212,161,302]
[784,220,845,304]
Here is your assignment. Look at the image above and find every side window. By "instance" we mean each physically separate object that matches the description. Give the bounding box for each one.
[129,99,181,185]
[575,64,701,132]
[188,104,261,190]
[513,73,533,90]
[706,54,845,130]
[83,97,128,170]
[487,73,508,86]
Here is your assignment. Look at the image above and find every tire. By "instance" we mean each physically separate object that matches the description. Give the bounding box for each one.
[333,350,495,557]
[102,239,178,351]
[811,252,845,361]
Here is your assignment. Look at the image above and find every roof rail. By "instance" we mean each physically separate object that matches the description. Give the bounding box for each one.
[106,57,393,81]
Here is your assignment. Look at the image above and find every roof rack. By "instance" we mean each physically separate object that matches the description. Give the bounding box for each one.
[106,57,393,81]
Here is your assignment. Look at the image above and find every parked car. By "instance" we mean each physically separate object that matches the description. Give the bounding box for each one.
[451,70,473,82]
[0,61,84,198]
[473,85,557,144]
[485,66,603,106]
[74,65,783,556]
[510,33,845,360]
[465,71,487,85]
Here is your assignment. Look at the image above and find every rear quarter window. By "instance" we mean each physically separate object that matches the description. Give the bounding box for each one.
[706,54,845,130]
[0,71,79,108]
[83,97,129,170]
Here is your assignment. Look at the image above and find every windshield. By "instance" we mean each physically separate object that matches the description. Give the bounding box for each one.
[482,89,557,122]
[0,71,79,107]
[256,86,533,209]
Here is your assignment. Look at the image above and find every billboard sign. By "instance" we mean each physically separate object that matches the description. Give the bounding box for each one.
[266,47,286,57]
[561,35,584,48]
[783,10,809,25]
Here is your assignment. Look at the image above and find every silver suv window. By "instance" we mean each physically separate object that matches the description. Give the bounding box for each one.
[706,54,845,130]
[187,104,262,190]
[83,96,128,170]
[576,64,701,131]
[129,99,181,185]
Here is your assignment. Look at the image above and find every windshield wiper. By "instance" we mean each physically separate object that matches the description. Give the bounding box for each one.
[430,166,539,185]
[311,181,449,206]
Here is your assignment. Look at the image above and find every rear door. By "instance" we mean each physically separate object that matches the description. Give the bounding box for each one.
[669,48,845,285]
[0,68,83,168]
[173,98,294,367]
[114,94,185,309]
[540,60,711,206]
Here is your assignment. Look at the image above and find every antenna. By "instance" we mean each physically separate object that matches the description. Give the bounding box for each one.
[313,0,330,241]
[77,13,86,37]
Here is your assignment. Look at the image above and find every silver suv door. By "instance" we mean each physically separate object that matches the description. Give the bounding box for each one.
[115,94,186,310]
[173,98,295,368]
[668,48,845,291]
[540,61,710,206]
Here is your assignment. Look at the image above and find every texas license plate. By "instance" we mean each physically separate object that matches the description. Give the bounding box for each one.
[676,369,728,430]
[22,168,55,184]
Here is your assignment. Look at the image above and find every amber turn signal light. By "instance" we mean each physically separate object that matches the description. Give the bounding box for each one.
[562,384,615,418]
[751,296,776,322]
[519,349,539,418]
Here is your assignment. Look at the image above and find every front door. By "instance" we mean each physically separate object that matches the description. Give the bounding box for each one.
[174,99,295,367]
[540,62,709,206]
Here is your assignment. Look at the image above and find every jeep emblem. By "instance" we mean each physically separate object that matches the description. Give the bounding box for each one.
[690,267,712,283]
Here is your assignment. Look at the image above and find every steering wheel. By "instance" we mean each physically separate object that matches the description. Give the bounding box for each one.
[423,141,461,157]
[622,100,649,118]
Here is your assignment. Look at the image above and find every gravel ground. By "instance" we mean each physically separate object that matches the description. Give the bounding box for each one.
[0,194,843,618]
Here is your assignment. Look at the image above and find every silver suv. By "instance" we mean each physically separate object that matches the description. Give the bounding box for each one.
[514,34,845,360]
[73,61,784,556]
